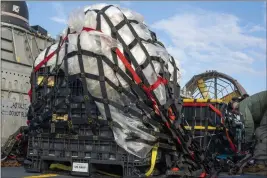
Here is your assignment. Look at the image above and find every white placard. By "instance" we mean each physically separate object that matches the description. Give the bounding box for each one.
[12,5,20,13]
[72,162,89,173]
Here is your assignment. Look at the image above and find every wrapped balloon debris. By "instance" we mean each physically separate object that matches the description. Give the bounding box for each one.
[27,5,217,177]
[33,4,182,159]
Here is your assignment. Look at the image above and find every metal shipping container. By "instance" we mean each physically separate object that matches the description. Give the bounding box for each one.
[1,1,55,145]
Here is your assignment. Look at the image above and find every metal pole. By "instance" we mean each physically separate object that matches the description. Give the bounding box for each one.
[11,27,18,62]
[214,77,217,99]
[25,32,34,65]
[33,35,40,54]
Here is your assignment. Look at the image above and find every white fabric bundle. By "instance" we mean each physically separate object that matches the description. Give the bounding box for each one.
[34,4,182,158]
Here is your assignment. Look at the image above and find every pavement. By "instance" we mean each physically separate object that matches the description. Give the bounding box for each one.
[1,167,71,178]
[1,167,267,178]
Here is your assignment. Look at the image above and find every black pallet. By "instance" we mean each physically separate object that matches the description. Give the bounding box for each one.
[25,134,163,177]
[24,156,165,178]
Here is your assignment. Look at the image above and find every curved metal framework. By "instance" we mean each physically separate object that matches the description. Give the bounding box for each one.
[183,70,247,102]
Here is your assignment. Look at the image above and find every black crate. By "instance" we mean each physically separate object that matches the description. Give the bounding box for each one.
[38,120,114,138]
[182,105,222,126]
[26,134,163,177]
[31,67,67,115]
[182,103,225,154]
[29,69,101,132]
[30,66,101,129]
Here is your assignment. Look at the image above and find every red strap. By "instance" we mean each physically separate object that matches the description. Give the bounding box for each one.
[28,29,86,99]
[183,103,223,118]
[225,129,237,152]
[190,152,195,160]
[16,133,22,141]
[8,155,16,159]
[115,48,168,92]
[168,107,176,121]
[148,76,168,91]
[29,35,67,100]
[199,172,207,178]
[177,137,182,145]
[83,27,102,33]
[115,48,142,84]
[116,48,161,114]
[34,36,67,72]
[172,167,179,172]
[208,104,222,118]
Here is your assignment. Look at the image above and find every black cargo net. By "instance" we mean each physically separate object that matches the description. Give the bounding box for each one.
[27,5,218,176]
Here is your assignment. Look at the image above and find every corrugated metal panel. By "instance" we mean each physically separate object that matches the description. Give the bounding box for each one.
[1,24,55,145]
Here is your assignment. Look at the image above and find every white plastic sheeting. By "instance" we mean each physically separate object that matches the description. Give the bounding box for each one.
[34,4,182,158]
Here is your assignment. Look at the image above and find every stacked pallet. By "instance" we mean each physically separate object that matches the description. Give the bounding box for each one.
[24,4,211,178]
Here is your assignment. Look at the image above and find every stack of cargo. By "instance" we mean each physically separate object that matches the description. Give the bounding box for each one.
[24,4,214,177]
[182,99,245,157]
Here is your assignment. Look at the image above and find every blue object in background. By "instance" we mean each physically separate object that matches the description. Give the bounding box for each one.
[216,154,234,159]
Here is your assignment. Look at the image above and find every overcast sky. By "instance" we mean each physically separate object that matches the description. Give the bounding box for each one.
[27,1,266,95]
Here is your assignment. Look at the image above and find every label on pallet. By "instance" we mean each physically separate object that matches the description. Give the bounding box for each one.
[72,162,89,173]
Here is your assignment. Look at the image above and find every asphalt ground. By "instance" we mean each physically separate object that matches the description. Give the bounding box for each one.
[1,167,267,178]
[1,167,71,178]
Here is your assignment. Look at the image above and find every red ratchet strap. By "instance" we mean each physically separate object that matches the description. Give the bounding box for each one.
[115,48,142,84]
[168,107,176,121]
[34,35,67,72]
[183,103,222,118]
[115,48,168,115]
[83,27,102,33]
[28,89,32,101]
[8,155,16,159]
[148,76,168,91]
[225,129,237,152]
[190,151,195,160]
[212,103,237,152]
[177,138,182,145]
[172,167,179,172]
[199,172,207,178]
[114,48,168,93]
[183,102,225,124]
[16,133,23,141]
[209,103,225,124]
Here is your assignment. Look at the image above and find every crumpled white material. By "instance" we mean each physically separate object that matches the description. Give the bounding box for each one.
[34,4,182,158]
[68,7,85,33]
